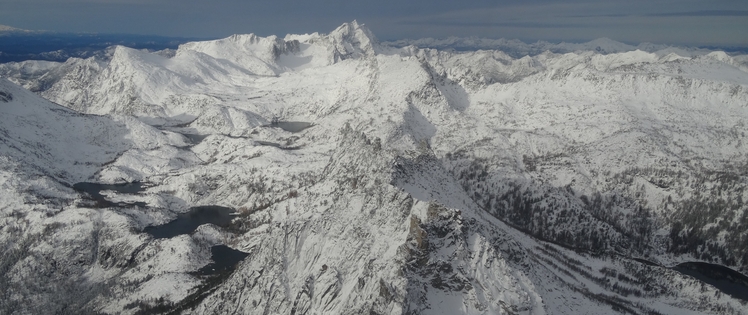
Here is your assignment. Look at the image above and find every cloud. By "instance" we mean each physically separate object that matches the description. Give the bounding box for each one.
[648,10,748,16]
[567,14,631,18]
[399,20,589,29]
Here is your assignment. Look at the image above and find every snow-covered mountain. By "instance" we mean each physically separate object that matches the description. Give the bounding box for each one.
[384,36,742,58]
[0,24,191,63]
[1,21,748,314]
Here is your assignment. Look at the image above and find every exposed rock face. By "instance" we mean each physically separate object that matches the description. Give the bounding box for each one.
[0,90,11,102]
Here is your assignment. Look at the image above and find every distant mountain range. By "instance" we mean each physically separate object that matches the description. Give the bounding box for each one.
[384,36,748,58]
[0,24,202,63]
[3,23,746,65]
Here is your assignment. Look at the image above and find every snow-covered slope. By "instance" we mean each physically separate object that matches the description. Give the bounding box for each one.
[0,60,62,90]
[2,21,748,314]
[0,78,130,182]
[0,77,210,313]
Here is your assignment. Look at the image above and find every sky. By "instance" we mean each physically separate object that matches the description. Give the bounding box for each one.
[1,0,747,47]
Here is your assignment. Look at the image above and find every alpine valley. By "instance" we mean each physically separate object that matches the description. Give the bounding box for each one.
[1,21,748,314]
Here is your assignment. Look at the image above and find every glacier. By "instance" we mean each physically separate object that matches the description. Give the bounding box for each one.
[1,20,748,314]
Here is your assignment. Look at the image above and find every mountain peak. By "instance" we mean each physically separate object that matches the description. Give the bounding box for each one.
[583,37,635,52]
[333,20,367,33]
[326,20,377,60]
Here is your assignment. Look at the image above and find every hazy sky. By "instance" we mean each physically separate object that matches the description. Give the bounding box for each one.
[2,0,747,46]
